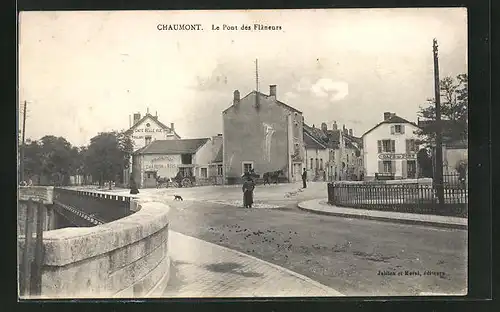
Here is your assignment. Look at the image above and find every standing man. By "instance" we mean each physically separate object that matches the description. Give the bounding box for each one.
[302,168,307,189]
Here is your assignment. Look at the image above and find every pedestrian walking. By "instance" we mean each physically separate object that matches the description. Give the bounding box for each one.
[242,174,255,208]
[302,168,307,189]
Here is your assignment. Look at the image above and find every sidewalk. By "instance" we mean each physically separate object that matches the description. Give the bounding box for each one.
[298,199,467,230]
[162,231,344,297]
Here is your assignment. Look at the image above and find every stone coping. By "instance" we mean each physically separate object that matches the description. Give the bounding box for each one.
[20,199,170,267]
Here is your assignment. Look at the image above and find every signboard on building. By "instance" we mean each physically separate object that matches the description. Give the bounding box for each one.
[378,153,417,160]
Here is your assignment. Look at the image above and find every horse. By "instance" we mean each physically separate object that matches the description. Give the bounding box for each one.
[263,169,284,185]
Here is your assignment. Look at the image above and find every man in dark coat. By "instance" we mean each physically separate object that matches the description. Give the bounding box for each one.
[242,175,256,208]
[302,168,307,189]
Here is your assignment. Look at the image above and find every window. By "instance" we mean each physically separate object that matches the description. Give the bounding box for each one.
[200,167,208,178]
[347,154,349,162]
[383,161,393,173]
[145,136,152,145]
[378,140,396,153]
[217,164,223,176]
[181,154,193,164]
[310,158,313,169]
[406,139,417,153]
[391,124,405,134]
[315,158,319,169]
[242,162,253,174]
[320,159,323,170]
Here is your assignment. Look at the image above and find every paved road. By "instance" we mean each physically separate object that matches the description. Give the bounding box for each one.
[84,183,468,296]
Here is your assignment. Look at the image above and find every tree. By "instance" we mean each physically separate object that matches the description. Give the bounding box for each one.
[22,136,75,185]
[415,74,468,146]
[85,131,133,186]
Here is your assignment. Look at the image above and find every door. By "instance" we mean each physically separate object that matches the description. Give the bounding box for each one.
[407,160,416,179]
[293,163,302,182]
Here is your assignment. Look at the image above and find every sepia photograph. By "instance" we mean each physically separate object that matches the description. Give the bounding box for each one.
[17,8,468,299]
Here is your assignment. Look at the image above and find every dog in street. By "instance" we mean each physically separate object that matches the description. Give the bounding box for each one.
[173,195,183,201]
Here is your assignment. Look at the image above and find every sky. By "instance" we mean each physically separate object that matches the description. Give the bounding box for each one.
[18,8,467,147]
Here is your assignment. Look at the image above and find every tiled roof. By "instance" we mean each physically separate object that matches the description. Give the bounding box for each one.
[362,114,420,137]
[133,138,209,155]
[303,124,340,149]
[303,131,326,149]
[213,145,223,162]
[223,91,302,114]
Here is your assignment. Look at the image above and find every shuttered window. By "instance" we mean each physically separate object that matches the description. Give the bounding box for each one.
[406,139,417,153]
[377,140,382,153]
[402,160,407,178]
[390,125,395,134]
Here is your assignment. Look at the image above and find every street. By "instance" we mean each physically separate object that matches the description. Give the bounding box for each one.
[97,182,467,296]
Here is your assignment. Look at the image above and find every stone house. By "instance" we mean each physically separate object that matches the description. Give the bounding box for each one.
[222,85,305,184]
[362,112,421,180]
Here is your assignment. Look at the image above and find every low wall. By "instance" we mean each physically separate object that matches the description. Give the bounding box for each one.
[18,193,171,298]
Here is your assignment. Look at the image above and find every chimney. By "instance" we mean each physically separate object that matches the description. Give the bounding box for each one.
[133,113,141,125]
[321,122,327,132]
[269,85,277,100]
[332,121,338,130]
[349,129,353,136]
[233,90,240,106]
[384,112,392,121]
[170,123,174,132]
[343,125,348,135]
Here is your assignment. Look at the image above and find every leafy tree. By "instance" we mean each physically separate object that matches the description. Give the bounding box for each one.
[22,136,75,185]
[85,131,133,186]
[415,74,468,146]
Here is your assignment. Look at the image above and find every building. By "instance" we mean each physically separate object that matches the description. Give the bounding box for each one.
[125,109,181,152]
[303,122,363,181]
[362,112,421,180]
[123,109,181,186]
[131,137,222,188]
[222,85,305,184]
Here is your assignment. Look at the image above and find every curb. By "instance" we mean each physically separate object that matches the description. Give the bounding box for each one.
[298,200,467,230]
[169,231,345,296]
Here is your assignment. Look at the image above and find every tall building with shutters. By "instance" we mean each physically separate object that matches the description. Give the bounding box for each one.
[361,112,421,180]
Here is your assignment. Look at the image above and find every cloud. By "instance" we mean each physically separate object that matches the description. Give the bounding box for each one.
[283,91,298,101]
[310,78,349,101]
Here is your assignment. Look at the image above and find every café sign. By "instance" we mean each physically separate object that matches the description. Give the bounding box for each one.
[378,153,416,160]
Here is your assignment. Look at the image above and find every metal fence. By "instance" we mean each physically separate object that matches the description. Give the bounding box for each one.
[53,188,132,224]
[327,183,468,217]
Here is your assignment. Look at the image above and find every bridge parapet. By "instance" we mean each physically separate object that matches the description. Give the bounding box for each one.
[18,198,171,298]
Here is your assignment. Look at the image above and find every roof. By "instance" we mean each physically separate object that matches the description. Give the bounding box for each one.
[303,124,340,149]
[133,138,210,155]
[362,114,420,137]
[125,113,181,138]
[222,91,302,114]
[213,145,223,162]
[303,131,327,149]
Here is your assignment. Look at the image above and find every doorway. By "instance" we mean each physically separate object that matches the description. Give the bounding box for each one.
[407,160,417,179]
[292,163,302,182]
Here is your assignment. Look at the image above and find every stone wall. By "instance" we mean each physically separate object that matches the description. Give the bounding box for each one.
[18,190,171,298]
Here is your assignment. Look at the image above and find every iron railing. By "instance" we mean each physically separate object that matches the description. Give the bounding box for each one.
[53,188,132,224]
[327,183,467,217]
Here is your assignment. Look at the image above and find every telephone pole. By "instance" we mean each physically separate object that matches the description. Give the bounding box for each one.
[20,100,27,182]
[255,59,260,108]
[432,39,445,209]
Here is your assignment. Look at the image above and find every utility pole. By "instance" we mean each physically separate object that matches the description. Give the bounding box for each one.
[432,38,445,209]
[20,100,27,183]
